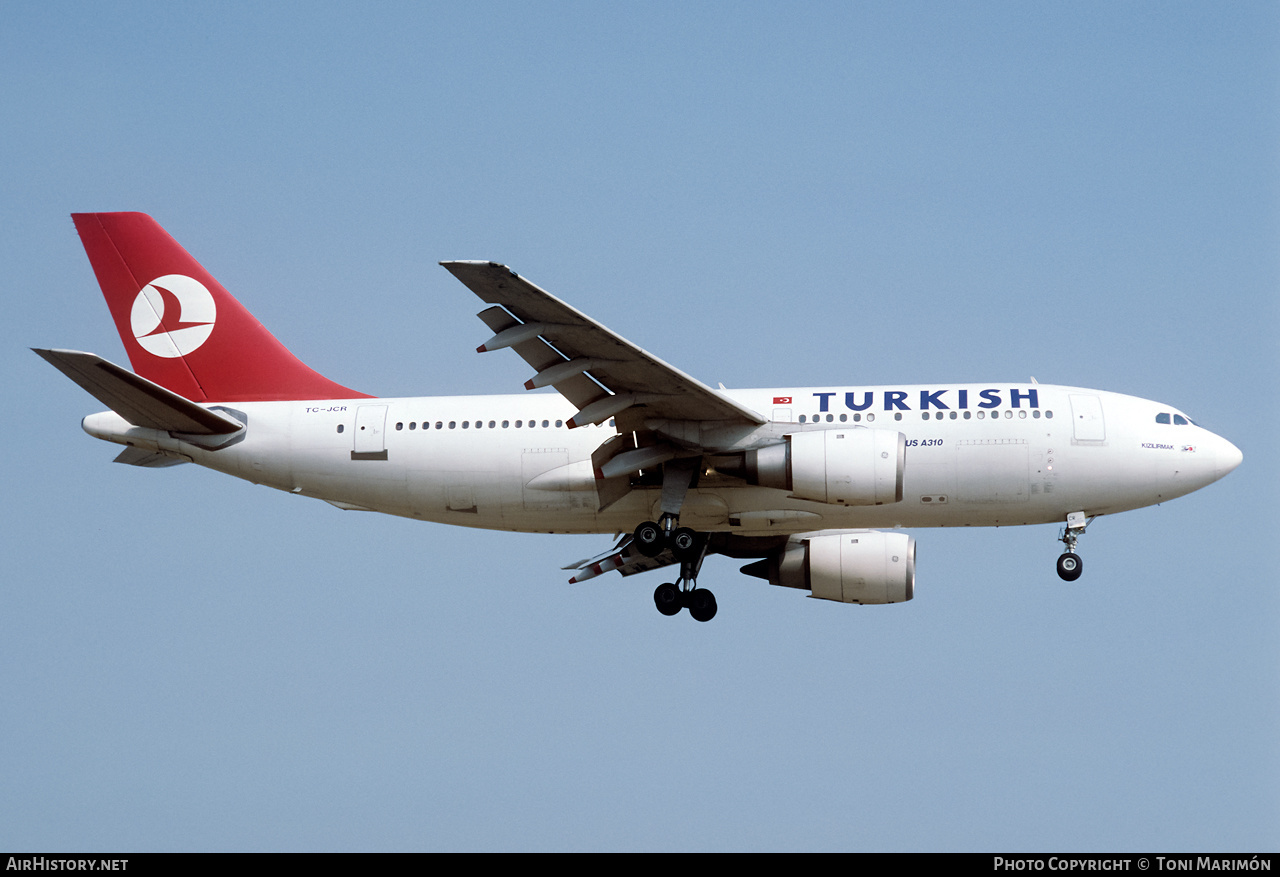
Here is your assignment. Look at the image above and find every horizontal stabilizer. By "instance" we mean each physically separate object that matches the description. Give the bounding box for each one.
[33,349,243,435]
[113,447,189,468]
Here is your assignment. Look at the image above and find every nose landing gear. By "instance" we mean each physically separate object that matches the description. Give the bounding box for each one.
[1056,511,1091,581]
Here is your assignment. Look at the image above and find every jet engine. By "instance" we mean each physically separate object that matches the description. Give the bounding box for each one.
[741,531,916,604]
[731,428,905,505]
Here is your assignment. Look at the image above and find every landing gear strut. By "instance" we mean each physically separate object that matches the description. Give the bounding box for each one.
[638,458,718,620]
[1056,511,1091,582]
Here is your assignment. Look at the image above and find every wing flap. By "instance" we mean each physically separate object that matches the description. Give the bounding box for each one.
[564,535,680,583]
[112,447,190,467]
[34,349,243,435]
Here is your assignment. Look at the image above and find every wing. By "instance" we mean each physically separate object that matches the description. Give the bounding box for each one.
[440,262,765,431]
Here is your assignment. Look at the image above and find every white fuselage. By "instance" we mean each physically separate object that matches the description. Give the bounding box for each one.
[81,382,1241,536]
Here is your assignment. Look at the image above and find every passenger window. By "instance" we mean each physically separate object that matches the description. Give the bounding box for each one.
[502,420,509,428]
[894,413,902,421]
[826,414,834,422]
[866,413,874,422]
[949,411,957,420]
[542,420,549,428]
[449,421,456,429]
[799,415,806,423]
[963,411,971,419]
[1033,410,1041,419]
[839,414,847,422]
[409,422,416,430]
[395,422,403,430]
[490,421,496,428]
[1046,411,1053,419]
[1156,413,1171,424]
[336,424,344,433]
[435,422,443,430]
[555,420,562,428]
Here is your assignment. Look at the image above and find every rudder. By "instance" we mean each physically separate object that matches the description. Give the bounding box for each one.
[72,212,371,402]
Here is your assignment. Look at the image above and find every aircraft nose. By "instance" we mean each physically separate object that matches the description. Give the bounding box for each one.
[1215,436,1243,481]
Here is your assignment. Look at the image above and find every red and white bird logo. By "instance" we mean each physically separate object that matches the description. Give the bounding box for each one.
[130,274,216,358]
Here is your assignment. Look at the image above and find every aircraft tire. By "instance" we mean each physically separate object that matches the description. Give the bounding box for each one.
[654,583,683,616]
[634,521,666,557]
[687,589,717,622]
[1056,552,1083,582]
[670,527,700,562]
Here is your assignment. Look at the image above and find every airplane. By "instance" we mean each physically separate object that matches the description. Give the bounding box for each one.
[36,212,1243,622]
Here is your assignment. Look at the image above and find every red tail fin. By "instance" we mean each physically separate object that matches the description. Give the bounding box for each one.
[72,212,371,402]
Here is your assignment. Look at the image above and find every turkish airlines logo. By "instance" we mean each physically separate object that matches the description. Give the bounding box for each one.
[130,274,216,358]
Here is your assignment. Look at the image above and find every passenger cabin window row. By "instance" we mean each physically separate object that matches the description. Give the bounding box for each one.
[797,410,1053,423]
[339,418,615,434]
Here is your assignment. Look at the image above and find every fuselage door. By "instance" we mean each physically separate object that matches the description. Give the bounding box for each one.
[352,404,389,460]
[1069,394,1106,442]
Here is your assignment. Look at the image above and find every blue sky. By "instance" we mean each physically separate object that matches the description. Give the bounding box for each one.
[3,2,1276,851]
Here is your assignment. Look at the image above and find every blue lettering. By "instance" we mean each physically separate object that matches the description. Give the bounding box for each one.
[957,389,968,409]
[884,391,909,411]
[1010,388,1039,408]
[979,389,1001,409]
[845,391,873,411]
[813,392,835,412]
[920,389,948,410]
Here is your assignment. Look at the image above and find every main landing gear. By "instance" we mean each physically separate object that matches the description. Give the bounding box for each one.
[636,516,716,622]
[634,457,718,621]
[1056,511,1091,582]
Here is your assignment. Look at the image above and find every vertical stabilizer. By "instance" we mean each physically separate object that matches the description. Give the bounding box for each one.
[71,212,371,402]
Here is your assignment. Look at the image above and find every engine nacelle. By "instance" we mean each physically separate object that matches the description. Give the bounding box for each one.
[743,531,916,604]
[739,428,905,505]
